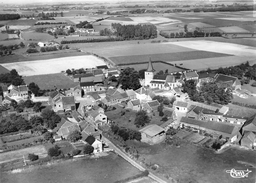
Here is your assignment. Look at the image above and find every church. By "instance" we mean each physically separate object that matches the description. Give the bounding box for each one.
[144,59,183,90]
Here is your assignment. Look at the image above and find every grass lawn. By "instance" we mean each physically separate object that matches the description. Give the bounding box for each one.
[5,19,37,26]
[0,152,142,183]
[109,51,231,65]
[24,73,78,90]
[0,145,47,164]
[242,80,256,93]
[0,65,10,74]
[127,140,256,183]
[105,106,167,131]
[227,103,256,118]
[22,31,54,41]
[232,95,256,106]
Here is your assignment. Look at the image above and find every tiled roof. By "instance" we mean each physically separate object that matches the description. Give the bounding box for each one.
[126,89,136,97]
[140,124,165,137]
[80,81,94,87]
[49,91,59,99]
[175,101,188,108]
[166,75,175,83]
[73,73,94,79]
[135,87,147,95]
[93,69,103,75]
[80,76,94,83]
[180,117,236,136]
[87,92,101,100]
[153,74,167,80]
[146,59,155,72]
[62,96,75,106]
[147,100,160,108]
[198,72,215,79]
[108,67,119,72]
[214,74,237,84]
[131,99,140,106]
[184,71,198,78]
[18,85,28,92]
[94,75,104,83]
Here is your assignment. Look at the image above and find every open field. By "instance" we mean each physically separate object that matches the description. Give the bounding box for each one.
[24,73,78,90]
[232,95,256,106]
[169,56,255,70]
[0,153,142,183]
[0,145,47,164]
[109,51,231,65]
[21,31,54,41]
[127,140,256,183]
[167,40,256,57]
[0,65,10,74]
[227,103,256,118]
[1,55,105,76]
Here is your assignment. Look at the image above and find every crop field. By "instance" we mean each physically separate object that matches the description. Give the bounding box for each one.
[109,51,231,65]
[22,31,54,41]
[167,40,256,57]
[0,145,47,164]
[24,73,78,90]
[1,55,106,76]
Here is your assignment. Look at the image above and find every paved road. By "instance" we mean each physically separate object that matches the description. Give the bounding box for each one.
[102,136,168,183]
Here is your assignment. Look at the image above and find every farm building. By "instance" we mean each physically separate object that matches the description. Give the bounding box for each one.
[219,26,255,38]
[3,85,29,102]
[197,72,215,87]
[214,74,241,90]
[140,124,166,145]
[179,117,239,142]
[188,22,220,33]
[182,71,199,81]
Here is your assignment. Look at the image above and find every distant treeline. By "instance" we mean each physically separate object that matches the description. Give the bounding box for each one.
[112,23,157,39]
[160,30,222,38]
[0,14,20,21]
[61,37,125,44]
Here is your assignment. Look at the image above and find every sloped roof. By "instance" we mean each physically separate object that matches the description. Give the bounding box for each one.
[106,88,118,96]
[85,135,96,145]
[97,65,108,69]
[215,74,237,84]
[108,67,119,72]
[140,124,165,137]
[94,75,104,83]
[242,114,256,133]
[147,100,160,108]
[4,96,13,102]
[180,117,237,136]
[87,92,101,100]
[135,87,148,95]
[80,81,94,87]
[49,91,59,99]
[18,85,28,92]
[175,101,188,108]
[93,69,103,75]
[62,96,75,106]
[73,73,94,79]
[80,76,94,83]
[71,110,82,122]
[184,71,198,78]
[126,89,136,97]
[131,99,140,106]
[150,81,165,84]
[153,74,167,80]
[166,75,175,83]
[88,110,100,119]
[146,59,155,72]
[198,72,215,79]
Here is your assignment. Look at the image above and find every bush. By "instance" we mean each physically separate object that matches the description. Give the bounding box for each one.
[48,145,61,157]
[26,48,39,53]
[71,149,81,156]
[83,144,94,155]
[61,37,125,44]
[28,153,39,161]
[251,81,256,87]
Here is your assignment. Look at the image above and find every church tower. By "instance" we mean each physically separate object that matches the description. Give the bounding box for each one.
[144,58,155,86]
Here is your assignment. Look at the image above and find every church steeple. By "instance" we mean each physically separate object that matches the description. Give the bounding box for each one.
[146,58,155,72]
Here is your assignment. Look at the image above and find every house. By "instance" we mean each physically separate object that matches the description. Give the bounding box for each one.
[126,99,141,111]
[174,101,189,112]
[139,124,166,145]
[182,71,199,81]
[57,118,81,139]
[65,86,83,98]
[106,68,120,77]
[214,74,241,91]
[73,73,94,82]
[93,69,104,77]
[103,89,129,105]
[81,122,101,139]
[3,85,29,101]
[38,41,60,48]
[197,72,215,87]
[77,97,96,117]
[48,90,65,106]
[85,135,103,153]
[135,86,154,102]
[67,110,84,123]
[86,92,101,101]
[80,81,95,92]
[142,100,160,113]
[87,110,107,126]
[126,89,137,100]
[240,131,256,149]
[179,117,239,142]
[52,96,76,112]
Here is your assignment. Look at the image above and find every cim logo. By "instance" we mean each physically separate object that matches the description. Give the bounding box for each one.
[226,168,252,179]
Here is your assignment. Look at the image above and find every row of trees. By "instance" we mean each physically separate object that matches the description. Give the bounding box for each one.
[112,23,157,39]
[76,21,93,29]
[0,108,61,135]
[160,30,222,39]
[183,80,233,105]
[61,37,124,44]
[35,21,67,25]
[0,14,20,21]
[111,125,141,141]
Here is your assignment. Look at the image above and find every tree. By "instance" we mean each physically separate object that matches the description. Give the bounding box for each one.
[158,103,164,116]
[83,144,94,155]
[33,102,42,112]
[24,99,34,108]
[28,153,39,161]
[44,131,53,141]
[30,116,44,128]
[134,110,150,128]
[138,69,146,79]
[28,82,40,96]
[66,69,72,75]
[48,145,61,157]
[71,149,81,156]
[118,67,141,90]
[10,99,18,108]
[0,51,3,57]
[41,109,61,129]
[67,130,82,142]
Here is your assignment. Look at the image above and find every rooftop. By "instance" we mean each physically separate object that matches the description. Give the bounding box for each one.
[153,74,167,80]
[62,96,75,106]
[214,74,237,84]
[184,71,198,79]
[131,99,140,106]
[140,124,165,137]
[175,101,188,108]
[147,100,160,108]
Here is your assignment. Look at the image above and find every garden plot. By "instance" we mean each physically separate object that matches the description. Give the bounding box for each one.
[1,55,106,76]
[166,40,256,57]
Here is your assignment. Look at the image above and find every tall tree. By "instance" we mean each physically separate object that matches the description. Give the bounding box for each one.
[28,82,40,96]
[118,67,141,90]
[134,110,150,128]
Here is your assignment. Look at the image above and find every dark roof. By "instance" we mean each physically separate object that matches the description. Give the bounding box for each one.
[242,114,256,133]
[198,72,215,79]
[73,73,94,79]
[80,82,94,87]
[146,59,155,72]
[49,91,59,99]
[131,99,140,106]
[153,74,167,80]
[150,81,165,84]
[223,114,247,120]
[214,74,237,84]
[85,135,96,145]
[87,92,101,100]
[62,96,75,106]
[97,65,108,69]
[166,75,175,83]
[93,69,103,75]
[180,117,236,136]
[216,81,234,88]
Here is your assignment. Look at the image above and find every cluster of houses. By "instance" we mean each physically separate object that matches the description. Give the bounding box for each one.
[0,59,255,150]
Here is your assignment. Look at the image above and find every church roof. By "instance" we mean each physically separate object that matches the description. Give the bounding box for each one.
[146,58,155,72]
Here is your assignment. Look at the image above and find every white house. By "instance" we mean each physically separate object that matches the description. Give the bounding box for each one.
[174,101,189,112]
